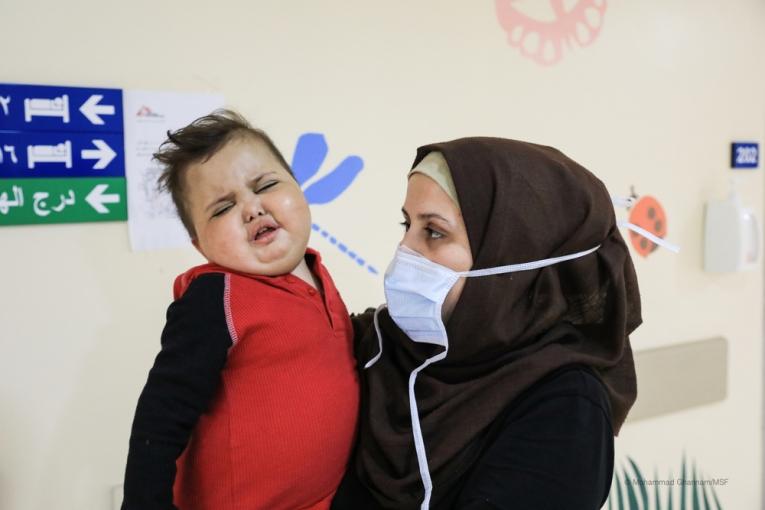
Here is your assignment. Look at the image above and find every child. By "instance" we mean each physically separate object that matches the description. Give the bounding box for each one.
[122,110,359,510]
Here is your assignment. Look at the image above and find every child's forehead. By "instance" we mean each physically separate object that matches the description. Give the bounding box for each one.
[184,138,287,195]
[196,137,286,177]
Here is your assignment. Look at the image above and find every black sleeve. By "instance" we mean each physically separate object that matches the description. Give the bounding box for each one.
[454,367,615,510]
[122,273,233,510]
[349,307,377,352]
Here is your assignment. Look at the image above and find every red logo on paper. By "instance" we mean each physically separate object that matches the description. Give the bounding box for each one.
[136,105,163,118]
[495,0,607,66]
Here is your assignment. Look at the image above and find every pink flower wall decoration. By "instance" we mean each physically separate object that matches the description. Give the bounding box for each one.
[495,0,608,66]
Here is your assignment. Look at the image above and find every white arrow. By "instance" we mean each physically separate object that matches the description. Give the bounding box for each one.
[85,183,120,214]
[81,139,116,170]
[79,95,115,125]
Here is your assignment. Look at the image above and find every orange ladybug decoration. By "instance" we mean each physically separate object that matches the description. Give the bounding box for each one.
[627,195,667,258]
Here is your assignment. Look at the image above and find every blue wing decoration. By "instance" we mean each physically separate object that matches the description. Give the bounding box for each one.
[290,133,327,186]
[303,155,363,205]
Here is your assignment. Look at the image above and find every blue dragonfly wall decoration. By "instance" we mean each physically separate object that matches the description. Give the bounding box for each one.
[290,133,378,274]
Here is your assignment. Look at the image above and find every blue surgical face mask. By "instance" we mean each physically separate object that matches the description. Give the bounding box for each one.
[377,243,602,355]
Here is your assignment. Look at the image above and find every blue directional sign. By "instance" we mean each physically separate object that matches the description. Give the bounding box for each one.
[0,131,124,178]
[0,83,123,134]
[0,82,126,226]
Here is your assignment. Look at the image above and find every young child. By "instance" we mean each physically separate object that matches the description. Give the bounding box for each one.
[122,110,359,510]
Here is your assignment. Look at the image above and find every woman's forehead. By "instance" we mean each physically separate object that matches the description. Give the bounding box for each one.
[404,174,460,218]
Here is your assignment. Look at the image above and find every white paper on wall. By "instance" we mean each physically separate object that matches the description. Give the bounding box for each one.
[123,90,224,251]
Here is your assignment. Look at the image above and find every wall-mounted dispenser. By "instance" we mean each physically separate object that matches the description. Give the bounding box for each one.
[704,179,760,272]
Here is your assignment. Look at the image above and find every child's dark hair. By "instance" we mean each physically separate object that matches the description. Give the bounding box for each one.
[155,109,293,238]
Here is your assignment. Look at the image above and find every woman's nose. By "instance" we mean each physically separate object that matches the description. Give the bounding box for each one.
[401,229,422,254]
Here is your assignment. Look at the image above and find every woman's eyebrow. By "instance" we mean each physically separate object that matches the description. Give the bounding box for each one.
[401,207,451,225]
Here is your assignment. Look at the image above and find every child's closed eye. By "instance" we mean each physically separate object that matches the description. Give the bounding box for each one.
[212,204,233,217]
[255,181,278,193]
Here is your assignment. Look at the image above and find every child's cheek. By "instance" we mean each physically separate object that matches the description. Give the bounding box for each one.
[276,193,310,226]
[209,226,236,256]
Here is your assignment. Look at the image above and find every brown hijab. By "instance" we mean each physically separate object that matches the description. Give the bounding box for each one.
[354,137,641,508]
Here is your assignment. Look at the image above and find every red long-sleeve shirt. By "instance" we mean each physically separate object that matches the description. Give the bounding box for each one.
[123,249,360,510]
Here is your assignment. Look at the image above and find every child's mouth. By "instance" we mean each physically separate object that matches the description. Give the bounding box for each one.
[253,226,279,243]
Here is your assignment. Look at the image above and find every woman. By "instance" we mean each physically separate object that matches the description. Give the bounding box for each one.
[333,137,641,510]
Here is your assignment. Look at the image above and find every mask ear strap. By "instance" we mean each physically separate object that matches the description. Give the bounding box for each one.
[611,196,637,208]
[457,245,601,277]
[618,220,680,253]
[364,304,387,369]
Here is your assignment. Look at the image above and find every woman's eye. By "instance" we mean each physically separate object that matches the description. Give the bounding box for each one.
[399,221,410,231]
[212,204,232,217]
[256,181,278,193]
[426,228,445,240]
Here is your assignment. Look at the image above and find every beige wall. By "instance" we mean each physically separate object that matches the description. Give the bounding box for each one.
[1,1,763,508]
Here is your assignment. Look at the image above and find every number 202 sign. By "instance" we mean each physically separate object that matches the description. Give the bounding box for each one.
[731,142,759,169]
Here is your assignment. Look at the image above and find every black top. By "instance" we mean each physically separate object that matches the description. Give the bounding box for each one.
[332,363,614,510]
[122,273,232,510]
